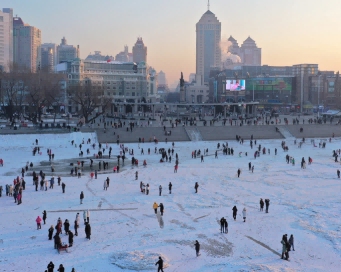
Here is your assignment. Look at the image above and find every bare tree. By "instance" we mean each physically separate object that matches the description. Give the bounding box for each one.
[0,63,30,123]
[68,82,111,124]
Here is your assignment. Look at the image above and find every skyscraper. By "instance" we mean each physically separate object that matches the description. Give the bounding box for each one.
[41,43,57,67]
[13,16,41,72]
[132,37,147,64]
[0,8,13,71]
[196,7,221,83]
[158,71,167,85]
[57,37,79,64]
[41,47,54,72]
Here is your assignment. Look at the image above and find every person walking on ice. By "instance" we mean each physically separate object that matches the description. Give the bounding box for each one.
[195,240,200,256]
[232,206,238,221]
[195,182,199,193]
[159,185,162,196]
[237,168,241,178]
[260,198,264,211]
[242,208,247,222]
[80,191,84,204]
[168,182,172,194]
[153,202,159,214]
[155,256,164,272]
[289,234,295,251]
[83,210,87,224]
[265,199,270,213]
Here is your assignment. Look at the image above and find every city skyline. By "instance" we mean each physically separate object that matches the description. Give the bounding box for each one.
[2,0,341,85]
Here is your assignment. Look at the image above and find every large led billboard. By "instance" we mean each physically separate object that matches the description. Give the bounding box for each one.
[226,80,245,91]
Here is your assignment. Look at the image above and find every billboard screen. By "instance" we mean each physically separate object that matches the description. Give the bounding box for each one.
[226,80,245,91]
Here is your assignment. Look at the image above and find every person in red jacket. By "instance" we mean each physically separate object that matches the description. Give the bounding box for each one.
[0,158,3,166]
[36,216,42,230]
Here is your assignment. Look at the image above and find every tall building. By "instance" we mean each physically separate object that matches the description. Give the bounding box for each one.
[13,16,41,72]
[196,8,221,84]
[41,43,57,67]
[115,45,130,62]
[0,8,13,71]
[57,37,79,64]
[85,51,113,62]
[222,36,261,68]
[132,37,147,64]
[158,71,167,85]
[41,47,54,72]
[239,37,262,66]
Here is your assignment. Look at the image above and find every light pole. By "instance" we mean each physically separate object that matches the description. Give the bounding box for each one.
[317,77,320,118]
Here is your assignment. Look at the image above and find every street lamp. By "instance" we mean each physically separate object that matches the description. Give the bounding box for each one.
[317,72,322,118]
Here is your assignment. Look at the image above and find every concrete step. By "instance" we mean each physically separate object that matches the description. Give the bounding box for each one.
[278,127,295,139]
[96,127,190,143]
[185,127,203,141]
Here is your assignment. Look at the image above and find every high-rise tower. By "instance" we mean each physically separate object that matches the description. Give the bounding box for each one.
[132,37,147,64]
[196,5,221,83]
[0,8,13,71]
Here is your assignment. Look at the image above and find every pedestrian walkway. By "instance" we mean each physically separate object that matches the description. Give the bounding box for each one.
[185,127,203,141]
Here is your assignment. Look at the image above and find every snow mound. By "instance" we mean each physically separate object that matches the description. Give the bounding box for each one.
[111,251,169,270]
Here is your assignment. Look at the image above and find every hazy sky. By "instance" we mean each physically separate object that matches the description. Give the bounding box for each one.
[4,0,341,85]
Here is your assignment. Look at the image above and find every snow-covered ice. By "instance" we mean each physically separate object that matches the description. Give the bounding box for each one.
[1,132,341,271]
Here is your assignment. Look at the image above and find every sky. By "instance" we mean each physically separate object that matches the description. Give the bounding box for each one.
[3,0,341,87]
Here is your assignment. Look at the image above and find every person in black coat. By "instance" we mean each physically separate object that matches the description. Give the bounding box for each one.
[85,222,91,240]
[168,182,172,194]
[57,264,65,272]
[232,206,238,220]
[260,198,264,211]
[80,191,84,204]
[43,210,47,224]
[47,261,54,272]
[155,256,164,272]
[62,183,65,193]
[224,218,228,233]
[265,199,270,213]
[48,225,54,240]
[195,240,200,256]
[74,220,78,236]
[54,233,61,249]
[220,217,225,233]
[68,230,74,247]
[64,219,70,234]
[160,203,164,216]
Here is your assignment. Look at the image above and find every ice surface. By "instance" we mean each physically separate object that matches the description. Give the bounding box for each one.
[0,133,341,271]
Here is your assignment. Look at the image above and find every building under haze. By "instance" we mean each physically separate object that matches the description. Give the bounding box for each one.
[57,37,79,64]
[196,8,221,84]
[132,37,147,64]
[0,8,13,71]
[13,16,41,72]
[85,51,113,62]
[41,43,57,69]
[158,71,167,85]
[115,45,133,62]
[41,47,54,72]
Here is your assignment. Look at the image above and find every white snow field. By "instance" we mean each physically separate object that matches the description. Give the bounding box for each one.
[1,132,341,272]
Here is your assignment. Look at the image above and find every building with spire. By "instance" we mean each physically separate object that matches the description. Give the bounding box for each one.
[132,37,147,64]
[196,4,221,84]
[57,37,79,64]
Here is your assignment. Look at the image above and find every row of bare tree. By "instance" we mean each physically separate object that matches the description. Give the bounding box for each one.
[0,63,111,124]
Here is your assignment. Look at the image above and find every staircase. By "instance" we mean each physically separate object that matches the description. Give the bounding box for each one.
[185,127,203,141]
